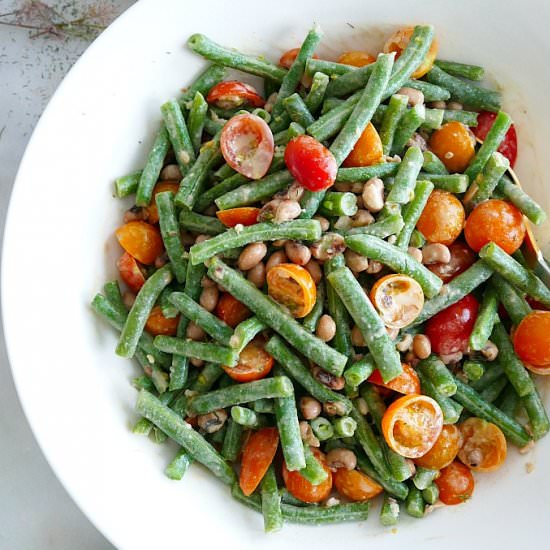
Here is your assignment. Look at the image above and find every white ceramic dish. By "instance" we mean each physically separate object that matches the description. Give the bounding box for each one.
[4,0,550,548]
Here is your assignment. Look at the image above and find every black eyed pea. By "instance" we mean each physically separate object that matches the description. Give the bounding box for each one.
[312,365,345,390]
[351,325,366,347]
[186,321,206,341]
[362,177,385,213]
[480,340,498,361]
[199,285,219,312]
[326,448,357,471]
[247,261,266,288]
[398,86,425,107]
[299,396,322,420]
[344,249,370,273]
[304,259,322,284]
[313,215,330,232]
[275,199,302,222]
[299,420,320,447]
[197,409,227,433]
[408,247,423,263]
[265,250,288,271]
[160,163,182,180]
[412,334,432,359]
[366,260,383,274]
[285,240,312,266]
[422,243,451,265]
[195,234,210,244]
[351,209,375,228]
[238,242,267,271]
[316,314,336,342]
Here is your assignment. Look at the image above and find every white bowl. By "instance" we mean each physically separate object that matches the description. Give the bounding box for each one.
[4,0,550,548]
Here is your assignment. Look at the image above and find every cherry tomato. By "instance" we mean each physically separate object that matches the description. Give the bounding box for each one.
[216,207,260,227]
[207,81,265,110]
[117,252,146,293]
[333,468,383,501]
[383,27,438,78]
[267,263,316,318]
[370,274,424,329]
[429,121,476,173]
[115,220,163,265]
[342,122,384,168]
[415,424,461,470]
[215,293,252,328]
[435,461,475,505]
[279,48,319,69]
[464,199,525,254]
[223,338,274,382]
[145,305,179,336]
[337,51,376,67]
[473,111,518,168]
[220,113,274,179]
[458,417,507,473]
[416,189,465,246]
[513,311,550,369]
[240,427,279,496]
[282,447,333,503]
[425,294,479,355]
[426,240,476,283]
[284,135,337,192]
[147,181,180,224]
[369,363,421,395]
[381,394,443,458]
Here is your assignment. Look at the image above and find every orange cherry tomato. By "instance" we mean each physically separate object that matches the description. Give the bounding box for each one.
[383,27,438,78]
[337,51,376,67]
[223,338,274,382]
[333,468,383,501]
[416,189,465,246]
[267,263,316,318]
[216,207,260,227]
[381,394,443,458]
[458,417,507,473]
[427,240,476,283]
[282,447,333,503]
[369,363,421,395]
[429,121,476,173]
[464,199,526,254]
[415,424,461,470]
[220,113,274,179]
[513,311,550,368]
[117,252,146,293]
[342,122,384,168]
[370,274,424,329]
[115,220,164,265]
[147,181,180,224]
[435,461,475,505]
[215,293,252,328]
[207,81,265,109]
[279,48,319,69]
[240,427,279,496]
[145,305,179,336]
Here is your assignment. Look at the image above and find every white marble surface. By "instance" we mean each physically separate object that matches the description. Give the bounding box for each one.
[0,2,134,548]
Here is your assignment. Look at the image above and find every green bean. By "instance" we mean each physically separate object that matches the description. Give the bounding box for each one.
[231,406,263,428]
[327,266,402,383]
[191,364,225,394]
[418,356,457,397]
[151,426,168,444]
[273,121,306,146]
[355,454,409,500]
[203,114,226,136]
[209,259,348,375]
[345,235,442,298]
[409,229,426,248]
[345,209,405,239]
[325,63,374,98]
[165,448,193,480]
[134,349,169,393]
[133,375,155,392]
[425,65,501,112]
[310,417,334,441]
[221,418,244,462]
[417,172,469,193]
[319,192,358,217]
[132,417,153,435]
[282,500,371,524]
[391,104,426,156]
[332,416,357,438]
[155,336,238,366]
[114,170,142,198]
[103,280,125,316]
[463,360,486,382]
[422,483,439,505]
[336,163,400,184]
[283,93,315,128]
[405,486,425,518]
[161,99,195,176]
[417,371,462,424]
[434,59,485,81]
[495,175,547,225]
[305,58,354,78]
[213,163,236,181]
[386,146,424,205]
[179,210,225,235]
[469,286,498,351]
[413,466,438,491]
[380,495,400,526]
[344,355,376,389]
[468,152,509,207]
[423,153,449,181]
[421,108,444,130]
[302,281,325,333]
[229,316,267,353]
[404,79,450,101]
[305,71,329,115]
[135,126,170,207]
[498,385,520,419]
[299,442,329,485]
[360,384,385,426]
[412,261,494,326]
[441,109,479,126]
[395,179,434,250]
[260,465,283,533]
[380,94,409,155]
[479,375,507,403]
[490,274,531,325]
[470,363,504,392]
[159,287,179,319]
[179,64,227,107]
[252,398,274,414]
[252,107,271,123]
[522,383,550,440]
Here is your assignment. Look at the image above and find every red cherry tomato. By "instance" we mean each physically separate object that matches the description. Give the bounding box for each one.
[369,363,421,395]
[473,111,518,168]
[240,427,279,496]
[425,294,479,355]
[215,293,252,328]
[513,311,550,368]
[222,338,274,382]
[216,207,260,227]
[426,240,476,283]
[117,252,146,293]
[436,461,475,505]
[279,48,319,69]
[207,81,265,109]
[284,135,337,192]
[220,113,274,179]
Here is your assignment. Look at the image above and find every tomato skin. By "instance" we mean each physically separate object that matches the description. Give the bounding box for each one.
[427,240,476,283]
[342,123,384,168]
[473,111,517,168]
[429,121,476,173]
[333,468,383,501]
[458,418,507,473]
[337,51,376,67]
[369,363,421,395]
[216,207,260,227]
[240,427,279,496]
[415,424,461,470]
[116,220,164,265]
[117,252,146,293]
[267,263,317,318]
[279,48,319,69]
[223,339,274,382]
[464,199,526,254]
[436,461,475,505]
[513,311,550,367]
[145,305,179,336]
[284,135,337,192]
[425,294,479,355]
[282,448,333,503]
[147,181,180,224]
[215,293,252,328]
[207,81,265,109]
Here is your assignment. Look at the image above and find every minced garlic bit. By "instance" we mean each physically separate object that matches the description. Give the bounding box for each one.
[526,462,535,474]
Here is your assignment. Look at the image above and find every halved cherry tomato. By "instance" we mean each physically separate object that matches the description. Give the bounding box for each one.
[458,417,507,473]
[147,181,180,224]
[216,207,260,227]
[429,121,476,173]
[279,48,319,69]
[427,240,476,283]
[145,305,179,336]
[370,274,424,329]
[223,338,274,382]
[220,113,274,179]
[282,447,332,503]
[369,363,421,395]
[333,468,383,501]
[415,424,461,470]
[267,263,316,318]
[240,427,279,496]
[115,220,163,265]
[473,111,518,168]
[513,311,550,368]
[342,122,384,168]
[416,189,465,246]
[284,135,337,192]
[215,293,251,328]
[383,27,438,78]
[337,51,376,67]
[207,81,265,110]
[464,199,525,254]
[425,294,479,355]
[117,252,146,293]
[435,461,475,505]
[381,394,443,458]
